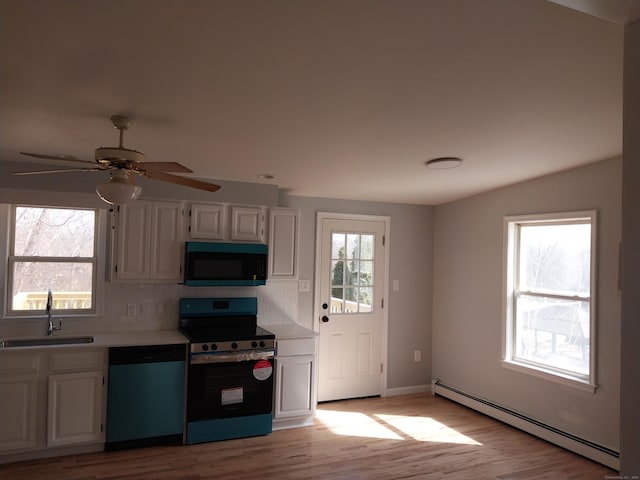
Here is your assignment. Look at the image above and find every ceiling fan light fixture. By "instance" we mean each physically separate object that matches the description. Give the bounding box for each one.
[425,157,463,170]
[95,169,142,205]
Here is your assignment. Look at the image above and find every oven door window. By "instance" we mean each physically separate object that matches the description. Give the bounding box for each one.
[187,359,274,421]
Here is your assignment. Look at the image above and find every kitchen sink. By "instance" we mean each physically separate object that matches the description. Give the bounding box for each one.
[0,336,94,348]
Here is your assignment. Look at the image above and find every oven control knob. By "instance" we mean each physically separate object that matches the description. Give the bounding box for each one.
[251,341,258,348]
[201,344,209,351]
[231,342,238,349]
[259,341,266,348]
[211,344,218,351]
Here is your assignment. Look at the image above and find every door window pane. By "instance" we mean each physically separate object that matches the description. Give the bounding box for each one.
[330,232,375,314]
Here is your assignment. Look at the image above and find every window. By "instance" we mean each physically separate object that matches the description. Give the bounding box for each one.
[330,232,374,313]
[7,205,98,316]
[503,211,596,390]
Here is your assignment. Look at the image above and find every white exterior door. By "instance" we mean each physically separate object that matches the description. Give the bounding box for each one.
[315,213,388,402]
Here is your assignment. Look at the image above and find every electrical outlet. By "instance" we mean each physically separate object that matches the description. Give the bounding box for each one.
[127,304,136,316]
[414,350,422,362]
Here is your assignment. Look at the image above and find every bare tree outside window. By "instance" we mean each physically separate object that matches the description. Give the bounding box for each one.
[504,212,596,386]
[9,206,97,313]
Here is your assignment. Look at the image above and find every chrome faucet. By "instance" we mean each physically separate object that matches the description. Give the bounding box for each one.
[46,290,62,336]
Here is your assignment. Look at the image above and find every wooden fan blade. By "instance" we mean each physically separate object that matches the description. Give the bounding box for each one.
[13,167,106,175]
[20,152,97,165]
[142,171,221,192]
[132,162,193,173]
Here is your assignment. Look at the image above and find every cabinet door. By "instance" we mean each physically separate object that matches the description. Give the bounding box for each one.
[113,202,151,280]
[274,355,314,419]
[47,371,103,447]
[149,201,183,280]
[189,203,226,240]
[269,208,298,278]
[0,375,38,452]
[231,206,265,243]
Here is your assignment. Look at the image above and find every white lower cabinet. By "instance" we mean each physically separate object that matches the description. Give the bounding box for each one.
[0,374,38,452]
[0,349,106,462]
[273,335,317,430]
[47,371,103,447]
[275,355,314,418]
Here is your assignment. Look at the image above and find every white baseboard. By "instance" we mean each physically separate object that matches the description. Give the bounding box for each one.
[385,384,430,397]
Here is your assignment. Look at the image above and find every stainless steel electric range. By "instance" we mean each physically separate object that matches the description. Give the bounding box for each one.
[179,297,275,444]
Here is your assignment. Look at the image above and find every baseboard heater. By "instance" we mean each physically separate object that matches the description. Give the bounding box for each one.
[432,380,619,470]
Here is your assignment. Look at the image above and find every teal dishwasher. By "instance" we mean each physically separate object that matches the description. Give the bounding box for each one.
[106,344,186,450]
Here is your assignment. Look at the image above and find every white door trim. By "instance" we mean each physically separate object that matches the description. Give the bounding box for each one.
[314,211,391,398]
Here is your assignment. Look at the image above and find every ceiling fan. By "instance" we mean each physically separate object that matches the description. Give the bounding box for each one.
[16,114,221,205]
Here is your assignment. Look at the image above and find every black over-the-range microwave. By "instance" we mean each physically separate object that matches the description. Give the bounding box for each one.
[183,242,268,286]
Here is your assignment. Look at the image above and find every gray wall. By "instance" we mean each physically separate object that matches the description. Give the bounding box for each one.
[620,18,640,476]
[280,194,433,391]
[0,162,435,393]
[432,157,622,450]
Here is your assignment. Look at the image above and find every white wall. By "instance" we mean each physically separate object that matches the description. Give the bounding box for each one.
[620,18,640,476]
[280,194,433,391]
[432,157,621,450]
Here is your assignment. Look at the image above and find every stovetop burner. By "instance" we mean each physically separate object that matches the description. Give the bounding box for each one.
[179,297,275,354]
[180,325,275,343]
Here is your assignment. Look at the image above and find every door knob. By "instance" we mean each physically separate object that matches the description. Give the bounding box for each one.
[322,303,328,310]
[321,315,329,323]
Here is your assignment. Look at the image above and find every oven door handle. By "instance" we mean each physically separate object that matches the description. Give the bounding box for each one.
[190,349,275,365]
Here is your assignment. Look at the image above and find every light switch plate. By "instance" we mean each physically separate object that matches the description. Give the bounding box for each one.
[298,279,310,292]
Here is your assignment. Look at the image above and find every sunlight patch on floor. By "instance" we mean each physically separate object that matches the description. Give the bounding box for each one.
[315,410,403,439]
[375,414,482,445]
[315,409,482,445]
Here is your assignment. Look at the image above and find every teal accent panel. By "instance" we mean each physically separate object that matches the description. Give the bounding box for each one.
[185,242,267,254]
[106,361,185,442]
[186,414,272,444]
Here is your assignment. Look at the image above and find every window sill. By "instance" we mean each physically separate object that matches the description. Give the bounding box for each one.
[501,359,597,393]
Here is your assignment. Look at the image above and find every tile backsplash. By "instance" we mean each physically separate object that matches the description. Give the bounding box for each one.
[0,280,300,338]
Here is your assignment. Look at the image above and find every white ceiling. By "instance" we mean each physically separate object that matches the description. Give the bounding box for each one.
[0,0,631,205]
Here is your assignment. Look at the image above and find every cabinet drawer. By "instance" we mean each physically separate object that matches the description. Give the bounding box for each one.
[276,338,316,356]
[49,350,105,372]
[0,353,40,375]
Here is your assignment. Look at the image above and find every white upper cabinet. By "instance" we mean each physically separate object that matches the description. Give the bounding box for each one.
[188,203,225,240]
[268,208,298,279]
[230,205,266,243]
[110,200,183,282]
[186,203,266,243]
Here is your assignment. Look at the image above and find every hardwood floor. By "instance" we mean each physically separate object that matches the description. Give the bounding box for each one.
[1,394,617,480]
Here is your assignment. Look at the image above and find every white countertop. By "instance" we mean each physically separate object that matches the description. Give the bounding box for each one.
[0,330,188,352]
[263,324,318,339]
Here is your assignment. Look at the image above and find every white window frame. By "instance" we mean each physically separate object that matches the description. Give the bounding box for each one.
[4,204,102,318]
[502,210,597,392]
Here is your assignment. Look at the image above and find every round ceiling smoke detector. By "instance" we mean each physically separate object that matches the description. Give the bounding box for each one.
[425,157,463,170]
